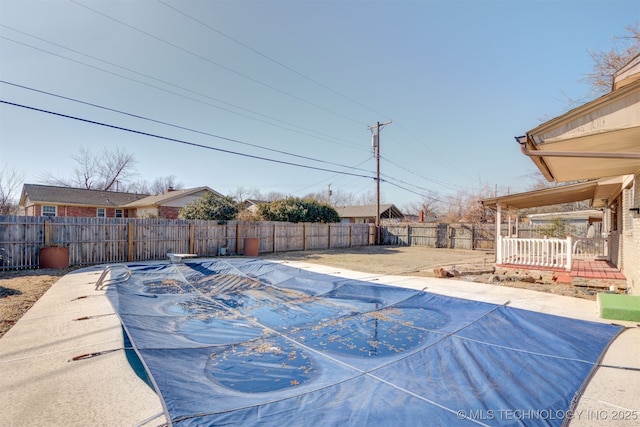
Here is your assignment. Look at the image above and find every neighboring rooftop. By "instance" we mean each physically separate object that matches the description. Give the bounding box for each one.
[20,184,149,207]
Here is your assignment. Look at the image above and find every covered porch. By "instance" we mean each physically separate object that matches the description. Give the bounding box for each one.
[482,175,632,273]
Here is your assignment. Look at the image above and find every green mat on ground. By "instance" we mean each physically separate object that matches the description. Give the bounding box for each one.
[597,293,640,322]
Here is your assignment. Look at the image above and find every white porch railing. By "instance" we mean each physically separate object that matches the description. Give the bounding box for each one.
[572,237,608,259]
[497,235,573,271]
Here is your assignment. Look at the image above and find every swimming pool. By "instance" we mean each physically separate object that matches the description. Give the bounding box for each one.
[105,258,622,426]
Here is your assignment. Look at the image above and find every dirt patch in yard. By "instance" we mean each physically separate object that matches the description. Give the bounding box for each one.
[0,268,77,338]
[263,246,626,301]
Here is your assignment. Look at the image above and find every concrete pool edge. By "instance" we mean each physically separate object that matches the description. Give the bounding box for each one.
[0,263,165,427]
[0,259,638,426]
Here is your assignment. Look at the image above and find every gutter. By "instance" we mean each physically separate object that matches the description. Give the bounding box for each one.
[515,137,640,159]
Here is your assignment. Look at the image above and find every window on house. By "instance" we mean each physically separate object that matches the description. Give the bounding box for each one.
[97,208,106,218]
[115,209,123,218]
[42,205,56,217]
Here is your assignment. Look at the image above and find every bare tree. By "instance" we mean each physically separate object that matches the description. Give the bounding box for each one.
[403,191,442,218]
[229,186,261,203]
[149,176,183,195]
[99,147,137,190]
[41,146,137,191]
[262,191,286,202]
[582,24,640,98]
[0,166,25,214]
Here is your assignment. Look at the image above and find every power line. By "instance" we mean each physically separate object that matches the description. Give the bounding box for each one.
[381,179,465,208]
[0,30,364,151]
[158,0,392,122]
[0,80,372,174]
[389,121,478,181]
[1,99,377,180]
[382,155,467,192]
[291,157,373,195]
[2,97,466,207]
[70,0,368,127]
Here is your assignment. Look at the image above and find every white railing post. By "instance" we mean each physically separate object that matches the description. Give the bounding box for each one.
[565,235,573,271]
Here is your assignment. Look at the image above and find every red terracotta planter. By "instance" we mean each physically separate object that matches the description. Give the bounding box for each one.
[243,238,259,257]
[40,246,69,269]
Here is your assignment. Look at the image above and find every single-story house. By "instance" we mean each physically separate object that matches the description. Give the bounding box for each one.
[336,204,404,224]
[525,209,604,238]
[19,184,222,219]
[122,187,223,219]
[242,199,268,214]
[482,53,640,294]
[526,210,603,226]
[20,184,149,218]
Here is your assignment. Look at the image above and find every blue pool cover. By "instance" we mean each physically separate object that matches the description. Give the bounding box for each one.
[106,259,622,426]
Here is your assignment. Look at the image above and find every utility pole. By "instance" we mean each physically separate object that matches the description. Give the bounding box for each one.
[368,120,392,245]
[328,184,332,205]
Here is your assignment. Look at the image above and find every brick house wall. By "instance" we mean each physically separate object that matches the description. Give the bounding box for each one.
[25,205,38,216]
[60,206,99,217]
[29,204,134,218]
[623,173,640,295]
[158,206,180,219]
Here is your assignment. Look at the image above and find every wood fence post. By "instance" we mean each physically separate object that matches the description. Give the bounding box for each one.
[406,224,410,246]
[44,219,52,246]
[127,222,134,262]
[472,224,476,250]
[236,222,242,254]
[327,224,331,249]
[273,223,277,254]
[189,222,195,254]
[349,224,352,248]
[303,223,307,251]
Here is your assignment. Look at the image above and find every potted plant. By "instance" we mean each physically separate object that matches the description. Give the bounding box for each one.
[39,244,69,269]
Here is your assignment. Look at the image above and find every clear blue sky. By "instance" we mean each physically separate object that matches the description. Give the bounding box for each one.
[1,0,638,211]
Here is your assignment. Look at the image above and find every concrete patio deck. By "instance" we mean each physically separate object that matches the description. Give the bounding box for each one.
[0,260,638,426]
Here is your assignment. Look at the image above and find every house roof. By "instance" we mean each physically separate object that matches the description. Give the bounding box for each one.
[520,78,640,183]
[244,199,267,207]
[335,204,404,218]
[613,53,640,90]
[19,184,149,208]
[123,187,222,207]
[480,175,633,211]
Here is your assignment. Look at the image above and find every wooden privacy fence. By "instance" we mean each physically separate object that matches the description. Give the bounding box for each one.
[0,216,374,270]
[380,223,495,250]
[379,222,601,251]
[1,216,604,271]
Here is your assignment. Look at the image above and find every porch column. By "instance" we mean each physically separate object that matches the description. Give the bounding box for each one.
[495,204,502,263]
[566,235,573,271]
[603,205,611,258]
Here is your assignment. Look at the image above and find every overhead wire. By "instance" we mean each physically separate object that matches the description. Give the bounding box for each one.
[290,157,373,196]
[0,99,376,180]
[70,0,368,127]
[0,29,364,151]
[2,5,472,206]
[382,155,468,192]
[381,179,465,208]
[156,3,474,201]
[0,80,373,174]
[153,3,473,205]
[157,0,392,122]
[388,122,477,181]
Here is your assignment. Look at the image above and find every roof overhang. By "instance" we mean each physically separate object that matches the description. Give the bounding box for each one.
[520,79,640,182]
[480,175,633,211]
